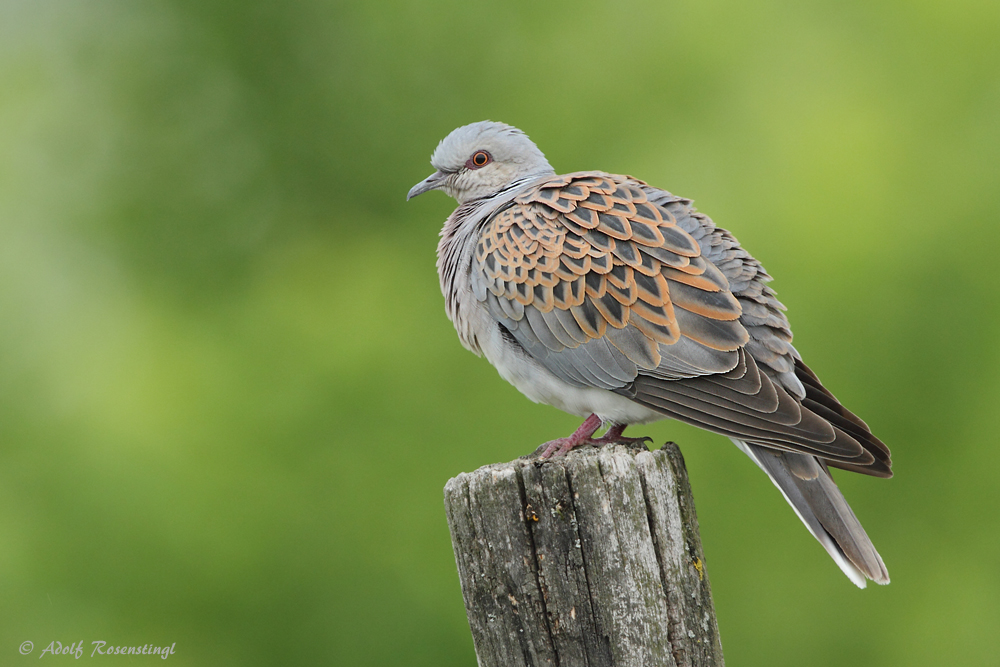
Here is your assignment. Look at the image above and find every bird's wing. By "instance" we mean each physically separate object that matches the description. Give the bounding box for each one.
[472,172,746,383]
[471,171,891,475]
[639,186,892,477]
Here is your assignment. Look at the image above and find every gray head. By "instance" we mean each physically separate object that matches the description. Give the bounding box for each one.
[407,121,555,204]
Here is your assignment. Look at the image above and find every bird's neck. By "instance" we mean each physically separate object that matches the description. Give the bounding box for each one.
[435,199,490,354]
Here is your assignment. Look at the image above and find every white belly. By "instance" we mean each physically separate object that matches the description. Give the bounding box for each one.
[471,305,665,425]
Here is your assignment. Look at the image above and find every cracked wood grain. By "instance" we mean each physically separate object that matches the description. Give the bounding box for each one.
[444,442,724,667]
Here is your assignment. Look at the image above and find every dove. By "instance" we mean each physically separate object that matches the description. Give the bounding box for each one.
[408,121,891,587]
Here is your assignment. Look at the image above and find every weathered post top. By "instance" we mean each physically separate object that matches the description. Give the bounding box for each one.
[444,442,724,667]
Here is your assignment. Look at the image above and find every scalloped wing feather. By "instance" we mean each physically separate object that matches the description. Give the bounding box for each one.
[472,173,745,379]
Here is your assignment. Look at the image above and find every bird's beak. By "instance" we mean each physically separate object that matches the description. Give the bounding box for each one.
[407,170,448,200]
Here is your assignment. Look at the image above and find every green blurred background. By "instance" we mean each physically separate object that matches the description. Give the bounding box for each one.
[2,0,998,664]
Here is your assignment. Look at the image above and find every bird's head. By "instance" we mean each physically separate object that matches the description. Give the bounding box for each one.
[407,121,555,204]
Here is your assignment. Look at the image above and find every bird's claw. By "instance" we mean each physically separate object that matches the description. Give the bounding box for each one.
[535,434,652,459]
[536,437,577,459]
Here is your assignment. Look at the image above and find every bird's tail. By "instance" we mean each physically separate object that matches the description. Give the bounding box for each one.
[732,439,889,587]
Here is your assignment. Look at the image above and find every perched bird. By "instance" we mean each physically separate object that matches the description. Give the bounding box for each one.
[408,121,891,587]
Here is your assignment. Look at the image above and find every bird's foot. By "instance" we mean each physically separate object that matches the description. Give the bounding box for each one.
[587,424,652,450]
[535,414,603,459]
[535,417,650,458]
[536,436,582,459]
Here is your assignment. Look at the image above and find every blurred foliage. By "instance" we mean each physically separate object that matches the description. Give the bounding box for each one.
[1,0,998,664]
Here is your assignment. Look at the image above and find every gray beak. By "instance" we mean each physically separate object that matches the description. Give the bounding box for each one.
[407,170,449,200]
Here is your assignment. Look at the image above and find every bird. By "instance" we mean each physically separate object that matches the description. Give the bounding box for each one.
[408,120,890,587]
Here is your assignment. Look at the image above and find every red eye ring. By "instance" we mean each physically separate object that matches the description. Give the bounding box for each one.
[468,150,492,169]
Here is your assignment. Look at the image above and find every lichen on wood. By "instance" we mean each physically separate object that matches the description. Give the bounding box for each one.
[444,442,724,667]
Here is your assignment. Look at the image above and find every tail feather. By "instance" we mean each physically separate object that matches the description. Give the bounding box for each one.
[733,439,889,587]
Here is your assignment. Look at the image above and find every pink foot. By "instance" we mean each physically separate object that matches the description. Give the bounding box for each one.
[536,421,652,458]
[588,423,652,448]
[537,414,603,459]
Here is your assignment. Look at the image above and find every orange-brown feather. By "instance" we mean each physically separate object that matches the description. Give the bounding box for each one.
[478,172,749,365]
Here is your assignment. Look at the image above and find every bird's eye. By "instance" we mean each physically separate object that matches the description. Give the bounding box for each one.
[469,150,492,169]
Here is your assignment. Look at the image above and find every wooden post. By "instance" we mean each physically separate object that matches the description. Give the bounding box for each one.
[444,442,724,667]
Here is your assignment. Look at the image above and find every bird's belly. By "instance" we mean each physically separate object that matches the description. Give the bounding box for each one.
[475,310,664,425]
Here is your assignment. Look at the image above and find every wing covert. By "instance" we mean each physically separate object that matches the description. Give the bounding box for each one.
[473,171,747,385]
